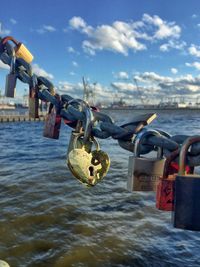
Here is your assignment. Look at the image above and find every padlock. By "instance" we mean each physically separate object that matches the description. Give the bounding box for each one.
[67,133,110,186]
[156,150,192,211]
[43,103,61,139]
[127,129,166,192]
[156,150,179,211]
[29,75,39,118]
[5,51,17,98]
[173,136,200,231]
[2,36,34,63]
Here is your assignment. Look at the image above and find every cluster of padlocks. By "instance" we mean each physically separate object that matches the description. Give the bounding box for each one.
[1,35,200,232]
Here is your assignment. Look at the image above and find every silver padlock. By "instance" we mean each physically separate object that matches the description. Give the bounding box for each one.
[5,50,17,98]
[127,129,166,192]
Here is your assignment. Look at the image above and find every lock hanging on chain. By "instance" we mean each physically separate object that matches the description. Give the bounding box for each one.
[1,36,34,63]
[156,149,192,211]
[173,136,200,231]
[127,129,166,192]
[29,75,39,118]
[5,48,17,98]
[43,102,61,139]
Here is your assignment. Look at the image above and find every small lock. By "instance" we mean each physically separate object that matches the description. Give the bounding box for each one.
[67,132,110,186]
[43,103,61,139]
[29,89,39,118]
[5,51,17,98]
[29,75,39,118]
[2,36,34,63]
[156,150,179,211]
[67,133,102,186]
[173,136,200,231]
[5,73,17,98]
[127,129,166,192]
[156,150,192,211]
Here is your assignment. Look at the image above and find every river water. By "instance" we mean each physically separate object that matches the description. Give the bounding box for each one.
[0,109,200,267]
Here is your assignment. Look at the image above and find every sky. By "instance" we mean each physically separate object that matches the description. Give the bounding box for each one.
[1,0,200,104]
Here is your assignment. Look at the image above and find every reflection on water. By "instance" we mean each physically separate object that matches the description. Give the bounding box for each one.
[0,110,200,267]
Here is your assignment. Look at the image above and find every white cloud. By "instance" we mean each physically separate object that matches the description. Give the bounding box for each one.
[171,68,178,74]
[10,18,17,25]
[36,25,56,34]
[69,71,75,76]
[69,14,181,56]
[0,25,11,35]
[69,16,87,29]
[186,61,200,70]
[192,14,198,19]
[72,61,78,67]
[115,71,129,80]
[67,46,75,53]
[111,82,135,91]
[188,44,200,57]
[133,71,200,95]
[69,16,93,35]
[134,72,173,84]
[0,61,9,70]
[142,14,181,40]
[160,40,186,52]
[32,64,54,79]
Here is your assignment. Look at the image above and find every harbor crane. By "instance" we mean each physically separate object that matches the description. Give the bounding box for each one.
[82,77,96,105]
[133,78,148,106]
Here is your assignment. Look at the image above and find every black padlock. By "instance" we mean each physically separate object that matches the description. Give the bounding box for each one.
[5,52,17,98]
[173,136,200,231]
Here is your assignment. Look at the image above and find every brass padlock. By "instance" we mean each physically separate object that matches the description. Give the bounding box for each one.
[173,136,200,231]
[43,103,61,139]
[5,52,17,98]
[67,133,110,186]
[2,36,34,63]
[67,133,102,186]
[29,75,39,118]
[127,129,166,192]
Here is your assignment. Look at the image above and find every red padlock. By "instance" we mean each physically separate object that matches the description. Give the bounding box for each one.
[43,103,61,139]
[156,150,191,211]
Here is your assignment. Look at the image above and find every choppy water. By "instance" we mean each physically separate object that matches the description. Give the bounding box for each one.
[0,109,200,267]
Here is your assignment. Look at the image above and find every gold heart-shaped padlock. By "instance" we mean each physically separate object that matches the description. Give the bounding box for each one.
[67,133,103,186]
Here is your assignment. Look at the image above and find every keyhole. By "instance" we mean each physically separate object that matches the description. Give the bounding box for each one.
[89,166,94,176]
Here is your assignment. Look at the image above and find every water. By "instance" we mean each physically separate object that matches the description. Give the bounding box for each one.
[0,109,200,267]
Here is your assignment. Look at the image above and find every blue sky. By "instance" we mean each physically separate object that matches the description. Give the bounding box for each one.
[1,0,200,104]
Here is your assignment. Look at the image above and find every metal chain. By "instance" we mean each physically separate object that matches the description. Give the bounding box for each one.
[1,36,200,166]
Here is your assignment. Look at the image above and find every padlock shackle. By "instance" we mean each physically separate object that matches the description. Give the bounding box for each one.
[73,132,100,151]
[163,149,179,179]
[83,106,94,143]
[2,36,19,46]
[134,129,163,158]
[179,136,200,175]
